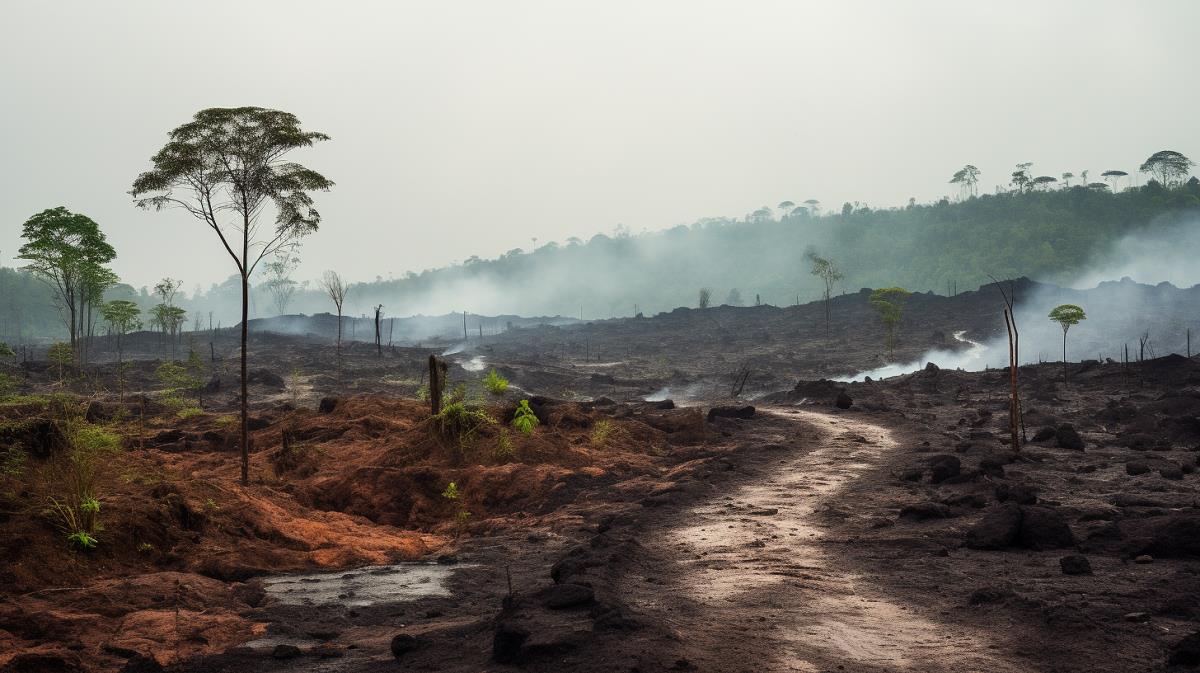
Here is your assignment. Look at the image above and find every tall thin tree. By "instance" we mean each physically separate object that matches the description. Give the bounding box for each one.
[132,107,333,484]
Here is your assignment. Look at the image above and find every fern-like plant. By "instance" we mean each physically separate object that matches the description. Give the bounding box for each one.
[483,369,509,395]
[511,400,540,435]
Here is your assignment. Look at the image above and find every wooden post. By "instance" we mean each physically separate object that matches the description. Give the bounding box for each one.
[428,354,443,416]
[463,312,468,341]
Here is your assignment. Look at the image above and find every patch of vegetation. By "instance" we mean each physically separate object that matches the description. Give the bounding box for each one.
[441,481,470,537]
[434,401,493,448]
[590,419,615,447]
[176,406,204,420]
[43,405,122,550]
[156,359,203,410]
[214,415,238,429]
[495,427,514,460]
[483,369,509,395]
[511,399,540,436]
[1,446,27,478]
[47,342,73,381]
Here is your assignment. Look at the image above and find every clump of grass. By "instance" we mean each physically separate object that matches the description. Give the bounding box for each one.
[511,400,539,436]
[483,369,509,395]
[495,427,514,460]
[43,405,122,550]
[214,415,238,429]
[590,419,615,447]
[176,406,204,420]
[434,401,493,452]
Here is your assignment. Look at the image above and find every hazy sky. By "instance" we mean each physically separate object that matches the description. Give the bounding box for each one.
[3,0,1198,292]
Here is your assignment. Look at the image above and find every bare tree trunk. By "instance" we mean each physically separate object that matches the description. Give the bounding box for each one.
[1004,309,1020,452]
[240,272,249,485]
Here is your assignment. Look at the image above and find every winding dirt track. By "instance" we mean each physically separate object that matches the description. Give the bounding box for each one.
[621,408,1035,673]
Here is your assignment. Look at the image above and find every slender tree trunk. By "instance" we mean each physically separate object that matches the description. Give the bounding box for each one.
[240,275,249,485]
[1062,329,1068,381]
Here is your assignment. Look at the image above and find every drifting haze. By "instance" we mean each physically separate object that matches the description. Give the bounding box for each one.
[3,0,1200,293]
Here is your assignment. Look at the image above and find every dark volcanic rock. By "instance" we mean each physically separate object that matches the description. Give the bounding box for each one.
[1019,506,1076,550]
[272,644,302,660]
[995,483,1039,505]
[1055,424,1085,450]
[835,391,853,409]
[1169,631,1200,667]
[706,405,755,422]
[899,502,954,520]
[1135,513,1200,559]
[317,397,339,413]
[1126,461,1151,476]
[968,585,1015,605]
[1160,464,1185,480]
[965,504,1023,550]
[928,455,961,483]
[390,634,424,658]
[1059,554,1093,575]
[1032,426,1056,442]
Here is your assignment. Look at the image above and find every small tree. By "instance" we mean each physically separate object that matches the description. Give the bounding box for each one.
[806,251,844,329]
[18,207,117,361]
[698,288,712,309]
[48,342,74,382]
[1101,169,1128,191]
[100,300,141,364]
[321,271,349,354]
[373,304,384,356]
[264,254,299,316]
[725,288,743,306]
[132,107,333,484]
[949,164,981,198]
[869,287,911,359]
[1048,304,1086,378]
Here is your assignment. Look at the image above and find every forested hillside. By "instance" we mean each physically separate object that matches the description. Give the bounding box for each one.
[5,179,1200,341]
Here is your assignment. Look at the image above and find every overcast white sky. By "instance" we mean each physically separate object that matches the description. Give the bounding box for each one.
[3,0,1198,291]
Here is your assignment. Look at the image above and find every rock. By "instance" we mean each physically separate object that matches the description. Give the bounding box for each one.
[246,416,270,431]
[900,468,923,482]
[272,644,302,660]
[1168,631,1200,666]
[1136,513,1200,558]
[928,455,961,484]
[1059,554,1092,575]
[1055,424,1085,450]
[312,644,343,658]
[492,622,530,664]
[149,429,185,447]
[390,633,424,658]
[541,583,595,609]
[899,502,954,520]
[1126,461,1150,476]
[1032,426,1056,442]
[1019,506,1076,550]
[706,405,755,421]
[1134,555,1154,564]
[835,391,853,409]
[995,483,1039,505]
[979,454,1012,478]
[924,361,940,372]
[317,397,339,413]
[1123,611,1149,622]
[1160,465,1185,480]
[965,504,1022,550]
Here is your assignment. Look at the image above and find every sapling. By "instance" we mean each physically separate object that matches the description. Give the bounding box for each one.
[1048,304,1086,379]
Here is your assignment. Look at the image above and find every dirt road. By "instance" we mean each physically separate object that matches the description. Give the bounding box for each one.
[616,408,1035,673]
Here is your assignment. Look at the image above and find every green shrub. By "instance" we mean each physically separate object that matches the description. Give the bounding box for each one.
[511,400,540,436]
[483,369,509,395]
[0,341,15,359]
[67,530,97,551]
[441,481,459,500]
[47,342,73,380]
[590,419,615,447]
[434,401,493,442]
[177,406,204,420]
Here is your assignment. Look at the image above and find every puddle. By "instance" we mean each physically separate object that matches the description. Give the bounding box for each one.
[262,562,471,607]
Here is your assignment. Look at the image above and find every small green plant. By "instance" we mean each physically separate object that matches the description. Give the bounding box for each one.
[483,369,509,395]
[1,447,27,477]
[511,400,540,436]
[495,427,514,460]
[442,482,470,537]
[0,341,14,359]
[0,372,17,398]
[177,406,204,420]
[137,542,156,554]
[590,419,615,447]
[214,415,238,429]
[157,360,202,410]
[67,531,98,550]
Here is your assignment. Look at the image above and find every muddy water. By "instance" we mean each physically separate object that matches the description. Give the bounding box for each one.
[658,409,1031,672]
[261,562,468,608]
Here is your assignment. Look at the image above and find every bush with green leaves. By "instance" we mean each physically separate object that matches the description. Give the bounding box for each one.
[441,481,470,536]
[495,427,514,460]
[44,405,122,550]
[434,400,493,449]
[511,399,540,435]
[483,369,509,395]
[590,419,615,447]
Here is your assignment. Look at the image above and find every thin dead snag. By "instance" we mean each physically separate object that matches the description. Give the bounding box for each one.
[428,354,446,416]
[992,277,1022,452]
